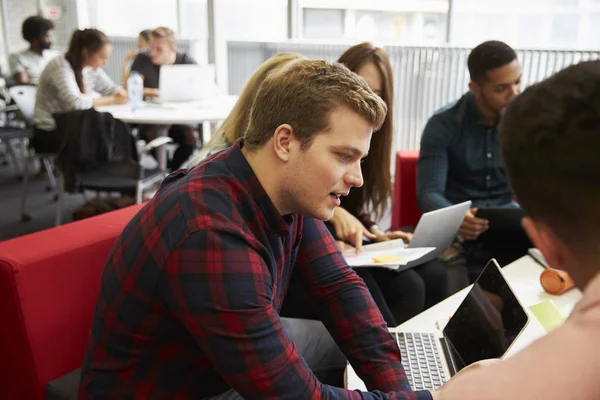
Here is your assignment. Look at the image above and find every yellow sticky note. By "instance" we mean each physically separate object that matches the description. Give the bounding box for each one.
[371,255,404,263]
[529,300,566,332]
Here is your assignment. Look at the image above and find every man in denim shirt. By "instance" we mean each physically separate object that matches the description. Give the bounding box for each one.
[417,41,527,277]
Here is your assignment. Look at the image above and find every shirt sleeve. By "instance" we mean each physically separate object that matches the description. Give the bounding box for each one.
[439,298,600,400]
[91,68,122,96]
[295,217,432,399]
[183,53,197,64]
[9,53,24,74]
[162,226,430,400]
[416,115,454,212]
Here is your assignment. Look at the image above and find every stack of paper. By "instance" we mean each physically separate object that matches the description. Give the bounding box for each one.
[342,239,434,270]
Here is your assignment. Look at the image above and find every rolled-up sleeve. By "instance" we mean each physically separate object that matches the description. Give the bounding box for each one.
[416,115,454,212]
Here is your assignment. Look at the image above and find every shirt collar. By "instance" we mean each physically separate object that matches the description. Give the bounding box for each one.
[465,91,495,128]
[224,139,294,236]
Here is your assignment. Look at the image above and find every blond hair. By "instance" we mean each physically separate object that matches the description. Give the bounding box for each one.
[151,26,176,47]
[244,59,387,151]
[211,53,305,146]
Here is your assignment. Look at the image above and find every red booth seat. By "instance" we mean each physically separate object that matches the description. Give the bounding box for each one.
[391,150,422,230]
[0,203,145,400]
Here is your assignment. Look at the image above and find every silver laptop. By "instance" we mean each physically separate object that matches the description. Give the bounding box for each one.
[395,259,529,391]
[158,64,216,102]
[405,200,471,267]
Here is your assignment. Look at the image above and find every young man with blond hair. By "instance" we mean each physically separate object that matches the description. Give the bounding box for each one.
[79,59,436,399]
[129,26,199,169]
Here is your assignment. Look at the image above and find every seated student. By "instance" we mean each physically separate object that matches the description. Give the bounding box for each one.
[9,15,58,85]
[183,52,305,168]
[328,42,447,325]
[33,28,128,153]
[128,26,199,170]
[79,60,435,400]
[121,29,151,86]
[416,40,529,275]
[434,60,600,400]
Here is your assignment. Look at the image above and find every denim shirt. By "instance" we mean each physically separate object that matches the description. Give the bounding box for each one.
[416,92,514,212]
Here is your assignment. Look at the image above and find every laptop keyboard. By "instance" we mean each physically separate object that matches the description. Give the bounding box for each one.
[394,332,448,391]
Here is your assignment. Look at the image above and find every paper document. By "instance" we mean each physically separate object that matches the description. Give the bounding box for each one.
[342,239,434,270]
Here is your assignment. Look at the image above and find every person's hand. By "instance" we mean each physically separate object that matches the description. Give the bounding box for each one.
[125,48,137,61]
[329,207,376,253]
[335,240,355,252]
[145,88,160,98]
[112,91,129,105]
[458,208,489,241]
[371,226,413,244]
[437,359,501,399]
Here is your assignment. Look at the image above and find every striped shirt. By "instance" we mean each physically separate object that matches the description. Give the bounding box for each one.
[33,56,122,131]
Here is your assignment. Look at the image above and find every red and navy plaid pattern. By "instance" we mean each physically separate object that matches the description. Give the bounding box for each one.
[79,140,432,400]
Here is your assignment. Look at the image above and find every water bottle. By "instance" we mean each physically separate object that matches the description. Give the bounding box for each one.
[127,71,144,111]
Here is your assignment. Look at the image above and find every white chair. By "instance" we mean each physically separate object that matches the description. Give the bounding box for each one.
[8,86,36,122]
[8,85,60,222]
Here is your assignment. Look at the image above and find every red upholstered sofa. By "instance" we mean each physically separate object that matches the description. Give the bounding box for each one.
[0,203,145,400]
[391,150,422,230]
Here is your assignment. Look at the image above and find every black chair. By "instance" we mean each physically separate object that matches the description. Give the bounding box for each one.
[22,108,171,225]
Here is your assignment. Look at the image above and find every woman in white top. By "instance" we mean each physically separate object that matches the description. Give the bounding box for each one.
[33,28,128,153]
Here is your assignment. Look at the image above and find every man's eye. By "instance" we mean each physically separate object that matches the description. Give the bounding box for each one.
[338,154,352,162]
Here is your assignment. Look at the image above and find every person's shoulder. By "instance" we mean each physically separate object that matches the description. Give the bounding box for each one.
[132,51,151,65]
[431,92,470,121]
[176,52,196,65]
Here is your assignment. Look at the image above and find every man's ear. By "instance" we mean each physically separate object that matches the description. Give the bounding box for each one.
[272,124,294,162]
[522,217,567,270]
[468,81,478,95]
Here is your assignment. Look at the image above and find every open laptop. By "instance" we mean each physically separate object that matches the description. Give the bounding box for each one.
[405,200,472,267]
[394,259,529,391]
[158,64,216,103]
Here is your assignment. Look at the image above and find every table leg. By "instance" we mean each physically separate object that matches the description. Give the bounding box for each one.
[202,121,211,145]
[155,124,169,170]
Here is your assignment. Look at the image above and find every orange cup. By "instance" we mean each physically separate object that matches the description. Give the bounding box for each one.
[540,268,575,295]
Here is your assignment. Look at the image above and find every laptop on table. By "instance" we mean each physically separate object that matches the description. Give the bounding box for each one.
[343,201,472,272]
[406,200,472,266]
[157,64,216,103]
[395,259,529,391]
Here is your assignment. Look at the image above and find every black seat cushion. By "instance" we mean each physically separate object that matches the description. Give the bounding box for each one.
[46,368,80,400]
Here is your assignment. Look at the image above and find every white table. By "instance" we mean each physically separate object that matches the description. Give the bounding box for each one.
[346,255,583,391]
[96,95,237,169]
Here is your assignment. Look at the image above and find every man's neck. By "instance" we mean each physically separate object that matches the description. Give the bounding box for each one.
[167,52,177,65]
[29,45,44,56]
[474,95,499,127]
[242,147,287,215]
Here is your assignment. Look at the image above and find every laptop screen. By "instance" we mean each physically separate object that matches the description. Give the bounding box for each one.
[442,259,529,370]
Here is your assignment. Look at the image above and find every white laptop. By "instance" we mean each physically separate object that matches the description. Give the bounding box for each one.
[158,64,216,103]
[405,200,472,267]
[395,259,529,391]
[342,201,471,271]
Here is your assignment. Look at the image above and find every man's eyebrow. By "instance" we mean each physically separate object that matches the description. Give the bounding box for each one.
[331,145,368,158]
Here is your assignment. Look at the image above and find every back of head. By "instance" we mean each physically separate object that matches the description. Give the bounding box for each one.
[337,42,394,219]
[468,40,517,82]
[139,29,152,42]
[151,26,176,47]
[216,52,305,145]
[244,59,387,151]
[500,60,600,262]
[22,15,54,42]
[65,29,110,91]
